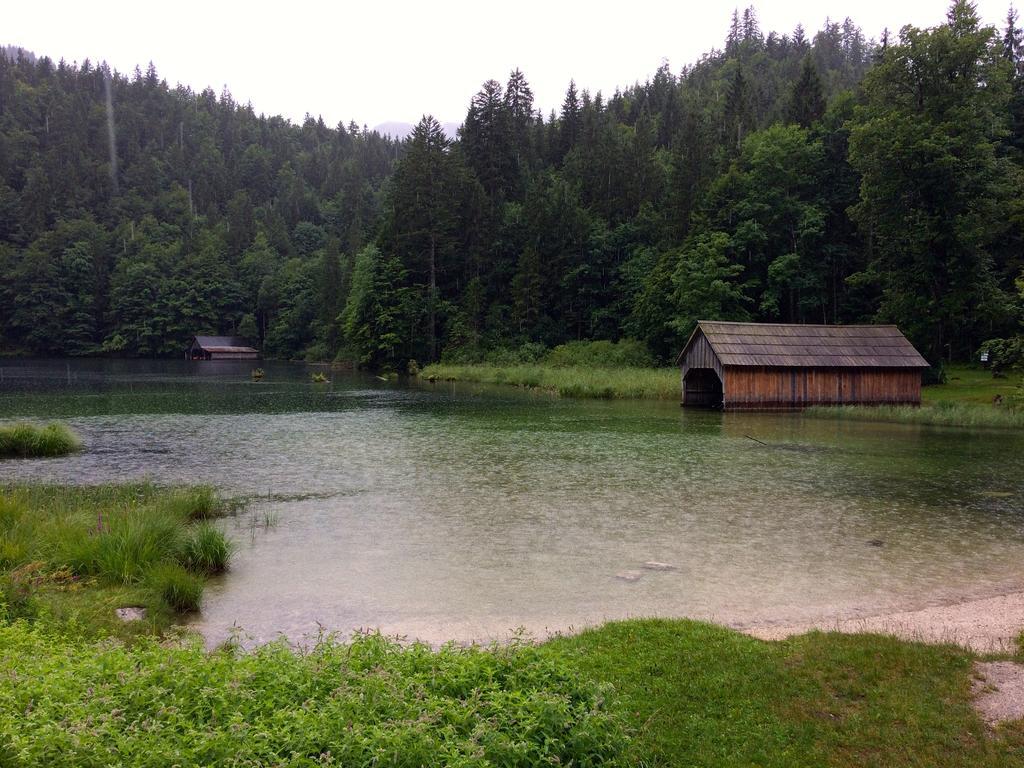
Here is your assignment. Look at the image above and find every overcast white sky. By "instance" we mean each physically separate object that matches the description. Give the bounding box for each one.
[5,1,1011,129]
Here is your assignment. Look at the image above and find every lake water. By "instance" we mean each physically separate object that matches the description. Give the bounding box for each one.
[1,358,1023,646]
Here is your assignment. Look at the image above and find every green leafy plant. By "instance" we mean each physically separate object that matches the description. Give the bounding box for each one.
[0,624,626,767]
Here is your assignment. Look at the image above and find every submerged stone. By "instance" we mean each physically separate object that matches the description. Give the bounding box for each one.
[615,570,643,582]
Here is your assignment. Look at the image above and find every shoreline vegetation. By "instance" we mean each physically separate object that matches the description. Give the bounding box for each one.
[805,401,1024,429]
[2,483,1024,762]
[420,360,1024,427]
[0,483,231,639]
[0,422,81,458]
[421,363,680,400]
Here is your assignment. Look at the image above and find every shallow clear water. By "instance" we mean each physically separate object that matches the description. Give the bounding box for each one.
[2,358,1023,646]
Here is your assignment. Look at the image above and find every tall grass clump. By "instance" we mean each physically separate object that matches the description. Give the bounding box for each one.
[60,508,185,585]
[806,400,1024,429]
[0,422,81,458]
[179,522,233,574]
[158,485,220,520]
[0,494,32,568]
[149,563,204,612]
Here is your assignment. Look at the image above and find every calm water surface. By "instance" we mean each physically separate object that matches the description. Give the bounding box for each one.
[1,358,1023,646]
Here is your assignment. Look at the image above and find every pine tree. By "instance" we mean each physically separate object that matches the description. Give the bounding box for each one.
[384,115,461,362]
[559,80,582,158]
[504,69,535,176]
[724,65,751,151]
[726,9,742,55]
[786,56,826,127]
[461,79,513,201]
[1005,5,1023,74]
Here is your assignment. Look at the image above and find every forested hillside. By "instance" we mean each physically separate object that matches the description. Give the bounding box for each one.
[2,3,1022,367]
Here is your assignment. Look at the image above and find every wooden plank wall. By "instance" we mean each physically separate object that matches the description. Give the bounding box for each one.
[722,366,921,409]
[680,331,724,382]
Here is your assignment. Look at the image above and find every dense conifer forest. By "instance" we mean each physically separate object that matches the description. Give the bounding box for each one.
[1,2,1022,368]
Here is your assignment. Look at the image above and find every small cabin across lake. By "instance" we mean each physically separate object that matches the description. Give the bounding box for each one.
[186,335,259,360]
[677,321,929,410]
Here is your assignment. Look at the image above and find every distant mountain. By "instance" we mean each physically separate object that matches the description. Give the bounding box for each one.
[373,120,460,140]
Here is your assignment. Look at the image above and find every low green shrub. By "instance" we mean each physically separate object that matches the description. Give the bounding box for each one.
[0,623,626,767]
[150,563,204,612]
[980,336,1024,374]
[179,522,233,574]
[0,422,81,458]
[545,339,655,368]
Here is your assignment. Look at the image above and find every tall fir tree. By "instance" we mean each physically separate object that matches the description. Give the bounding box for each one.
[786,56,826,127]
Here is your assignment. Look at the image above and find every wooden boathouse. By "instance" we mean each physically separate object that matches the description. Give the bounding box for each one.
[677,321,929,410]
[186,335,259,360]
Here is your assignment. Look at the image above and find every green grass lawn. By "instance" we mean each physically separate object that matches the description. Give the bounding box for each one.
[925,364,1021,405]
[550,619,1024,767]
[808,366,1024,428]
[3,614,1024,766]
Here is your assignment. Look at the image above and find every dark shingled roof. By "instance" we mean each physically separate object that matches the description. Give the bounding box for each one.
[680,321,930,368]
[191,335,258,353]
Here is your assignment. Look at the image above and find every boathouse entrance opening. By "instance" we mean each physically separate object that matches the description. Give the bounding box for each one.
[683,368,723,408]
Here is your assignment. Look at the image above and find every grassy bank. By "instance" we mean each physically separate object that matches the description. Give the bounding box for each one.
[2,617,1023,766]
[924,365,1021,405]
[0,422,81,458]
[422,362,1024,428]
[806,365,1023,428]
[807,399,1024,429]
[0,483,231,640]
[420,363,679,399]
[549,619,1024,767]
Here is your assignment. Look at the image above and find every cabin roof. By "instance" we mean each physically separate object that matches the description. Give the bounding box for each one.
[678,321,930,368]
[190,335,258,353]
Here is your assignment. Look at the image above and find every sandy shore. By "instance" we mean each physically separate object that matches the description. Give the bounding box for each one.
[743,590,1024,653]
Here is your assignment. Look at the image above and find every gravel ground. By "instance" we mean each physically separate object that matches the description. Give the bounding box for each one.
[744,590,1024,654]
[973,661,1024,725]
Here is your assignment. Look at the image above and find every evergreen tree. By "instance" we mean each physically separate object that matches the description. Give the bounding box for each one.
[383,116,463,362]
[559,80,582,158]
[786,56,826,127]
[503,68,535,176]
[723,65,752,151]
[461,80,513,201]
